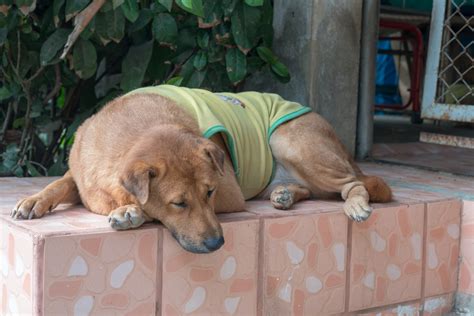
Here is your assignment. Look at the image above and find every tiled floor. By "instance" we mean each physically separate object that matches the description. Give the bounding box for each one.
[372,142,474,176]
[0,162,473,315]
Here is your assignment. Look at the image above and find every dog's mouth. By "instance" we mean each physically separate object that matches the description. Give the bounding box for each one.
[171,231,225,254]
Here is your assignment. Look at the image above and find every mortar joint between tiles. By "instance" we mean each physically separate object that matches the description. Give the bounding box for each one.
[344,218,353,313]
[256,217,266,316]
[420,202,429,313]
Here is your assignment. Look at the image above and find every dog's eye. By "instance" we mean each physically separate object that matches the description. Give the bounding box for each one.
[172,202,187,208]
[207,188,215,198]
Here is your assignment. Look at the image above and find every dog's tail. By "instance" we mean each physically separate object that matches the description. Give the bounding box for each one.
[359,174,392,203]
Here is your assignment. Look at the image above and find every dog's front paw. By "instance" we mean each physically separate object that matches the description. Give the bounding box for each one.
[108,205,148,230]
[343,196,372,222]
[270,187,294,210]
[11,195,53,220]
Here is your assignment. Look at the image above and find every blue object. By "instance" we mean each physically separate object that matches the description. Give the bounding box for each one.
[375,40,402,106]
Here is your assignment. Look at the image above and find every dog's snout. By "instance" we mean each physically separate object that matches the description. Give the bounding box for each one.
[203,236,224,251]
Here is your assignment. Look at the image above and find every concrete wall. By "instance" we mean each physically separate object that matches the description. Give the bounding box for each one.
[245,0,363,155]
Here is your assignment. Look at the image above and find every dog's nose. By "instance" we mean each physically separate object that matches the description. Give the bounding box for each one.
[203,236,224,251]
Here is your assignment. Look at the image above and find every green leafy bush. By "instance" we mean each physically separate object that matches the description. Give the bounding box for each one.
[0,0,289,176]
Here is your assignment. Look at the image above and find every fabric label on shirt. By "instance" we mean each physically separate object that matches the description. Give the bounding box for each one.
[215,94,245,108]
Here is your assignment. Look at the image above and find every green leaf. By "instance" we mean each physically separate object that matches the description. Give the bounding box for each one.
[244,0,263,6]
[146,43,173,81]
[177,28,196,51]
[175,0,204,17]
[256,46,290,81]
[128,8,153,33]
[158,0,172,12]
[72,38,97,79]
[256,46,277,64]
[231,3,261,53]
[48,151,67,176]
[39,28,70,65]
[197,30,209,49]
[221,0,238,16]
[120,40,154,92]
[198,1,222,28]
[193,50,207,70]
[207,40,224,63]
[0,86,12,100]
[12,117,25,128]
[25,161,41,176]
[271,61,289,77]
[260,0,273,46]
[271,61,290,82]
[95,8,125,44]
[166,76,183,86]
[65,0,88,21]
[52,0,64,24]
[15,0,34,7]
[225,48,246,84]
[0,27,6,45]
[121,0,138,22]
[15,0,35,15]
[112,0,124,9]
[1,143,20,172]
[19,51,38,77]
[187,69,207,88]
[152,13,177,45]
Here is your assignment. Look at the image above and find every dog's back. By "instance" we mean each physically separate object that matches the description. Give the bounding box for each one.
[69,93,200,206]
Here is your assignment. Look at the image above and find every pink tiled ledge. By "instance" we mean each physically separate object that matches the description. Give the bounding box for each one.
[1,162,473,315]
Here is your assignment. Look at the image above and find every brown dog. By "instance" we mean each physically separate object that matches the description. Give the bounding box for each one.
[11,86,391,253]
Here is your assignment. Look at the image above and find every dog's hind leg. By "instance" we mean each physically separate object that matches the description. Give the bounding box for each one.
[270,113,391,221]
[11,171,81,219]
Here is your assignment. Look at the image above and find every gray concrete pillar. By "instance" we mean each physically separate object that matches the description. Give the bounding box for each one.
[245,0,363,156]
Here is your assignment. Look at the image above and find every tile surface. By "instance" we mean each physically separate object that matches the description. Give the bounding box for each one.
[425,200,462,297]
[263,213,348,315]
[459,200,474,294]
[43,229,158,315]
[422,293,454,315]
[356,302,421,316]
[349,204,424,311]
[161,219,259,315]
[0,225,33,315]
[372,142,474,177]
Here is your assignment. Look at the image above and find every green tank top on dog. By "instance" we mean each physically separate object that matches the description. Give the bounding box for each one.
[129,85,311,199]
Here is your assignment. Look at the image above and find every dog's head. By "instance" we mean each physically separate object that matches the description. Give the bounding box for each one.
[120,128,225,253]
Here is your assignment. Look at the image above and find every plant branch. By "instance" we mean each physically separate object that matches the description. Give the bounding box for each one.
[43,64,62,104]
[0,102,13,142]
[16,30,20,70]
[60,0,107,59]
[164,49,197,82]
[26,66,45,83]
[28,160,48,176]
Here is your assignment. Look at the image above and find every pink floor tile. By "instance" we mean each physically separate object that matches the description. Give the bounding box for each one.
[425,200,462,297]
[459,200,474,294]
[422,293,454,315]
[356,301,421,315]
[245,199,344,218]
[349,204,424,311]
[262,213,348,315]
[0,225,34,315]
[42,229,158,315]
[160,219,259,315]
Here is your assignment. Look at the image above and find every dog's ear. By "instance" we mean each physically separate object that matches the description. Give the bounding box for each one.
[203,142,225,176]
[120,161,157,205]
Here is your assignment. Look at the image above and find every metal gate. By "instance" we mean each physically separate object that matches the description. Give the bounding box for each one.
[422,0,474,122]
